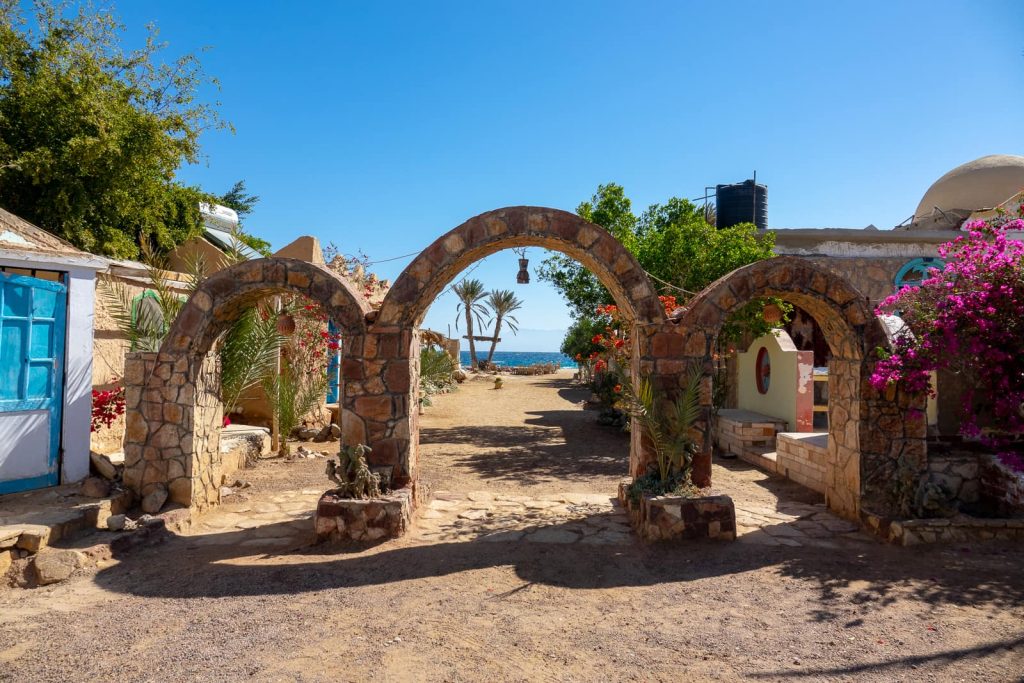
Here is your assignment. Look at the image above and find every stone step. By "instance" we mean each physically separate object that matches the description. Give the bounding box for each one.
[0,486,133,560]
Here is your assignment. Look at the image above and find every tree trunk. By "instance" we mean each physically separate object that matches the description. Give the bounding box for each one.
[486,318,503,364]
[464,308,478,368]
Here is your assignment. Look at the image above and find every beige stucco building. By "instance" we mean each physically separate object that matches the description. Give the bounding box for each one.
[758,153,1024,437]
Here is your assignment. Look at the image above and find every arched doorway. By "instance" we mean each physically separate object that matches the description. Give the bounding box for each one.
[665,256,926,519]
[365,206,667,488]
[122,258,372,510]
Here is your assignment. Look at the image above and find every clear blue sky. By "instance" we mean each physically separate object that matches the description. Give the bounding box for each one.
[114,1,1023,350]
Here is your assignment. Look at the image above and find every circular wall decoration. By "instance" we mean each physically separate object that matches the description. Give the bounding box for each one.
[755,347,771,394]
[894,257,945,291]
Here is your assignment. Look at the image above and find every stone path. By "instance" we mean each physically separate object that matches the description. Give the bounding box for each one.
[411,490,636,546]
[184,486,875,550]
[734,500,872,548]
[186,489,321,548]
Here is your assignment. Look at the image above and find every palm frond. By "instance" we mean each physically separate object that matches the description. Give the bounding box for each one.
[99,278,144,350]
[221,307,284,413]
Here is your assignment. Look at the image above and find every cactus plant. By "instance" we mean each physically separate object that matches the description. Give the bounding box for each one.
[326,444,381,499]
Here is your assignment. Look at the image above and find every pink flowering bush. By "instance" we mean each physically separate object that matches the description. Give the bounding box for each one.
[872,213,1024,472]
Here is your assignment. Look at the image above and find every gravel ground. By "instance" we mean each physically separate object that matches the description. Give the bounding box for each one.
[1,371,1022,682]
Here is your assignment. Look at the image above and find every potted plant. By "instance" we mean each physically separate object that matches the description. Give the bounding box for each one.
[617,366,737,542]
[315,444,415,543]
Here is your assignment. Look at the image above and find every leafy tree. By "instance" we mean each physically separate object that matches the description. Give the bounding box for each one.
[873,214,1024,472]
[453,279,487,369]
[483,289,523,364]
[559,316,606,361]
[0,1,228,258]
[633,197,775,295]
[537,183,635,318]
[539,183,776,349]
[219,180,260,220]
[218,180,271,256]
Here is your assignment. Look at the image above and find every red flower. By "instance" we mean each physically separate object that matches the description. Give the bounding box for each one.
[613,384,622,393]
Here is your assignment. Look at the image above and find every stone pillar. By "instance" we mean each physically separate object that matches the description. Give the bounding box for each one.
[122,350,223,512]
[825,358,860,518]
[629,325,712,484]
[342,328,415,488]
[858,364,928,517]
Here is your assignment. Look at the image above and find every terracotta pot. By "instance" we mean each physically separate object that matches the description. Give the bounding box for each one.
[762,302,783,324]
[276,313,296,336]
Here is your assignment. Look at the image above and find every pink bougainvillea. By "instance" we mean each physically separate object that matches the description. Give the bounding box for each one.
[91,382,126,432]
[872,210,1024,470]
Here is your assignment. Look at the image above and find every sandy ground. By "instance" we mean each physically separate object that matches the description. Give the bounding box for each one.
[1,370,1023,682]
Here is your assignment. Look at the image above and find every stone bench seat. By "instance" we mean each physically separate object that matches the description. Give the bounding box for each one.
[776,432,829,494]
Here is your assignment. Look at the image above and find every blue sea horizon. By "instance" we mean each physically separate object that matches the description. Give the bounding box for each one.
[459,350,576,368]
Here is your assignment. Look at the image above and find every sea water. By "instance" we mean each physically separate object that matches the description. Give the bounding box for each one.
[459,351,576,368]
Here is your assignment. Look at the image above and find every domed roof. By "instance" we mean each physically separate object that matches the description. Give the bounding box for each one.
[915,154,1024,221]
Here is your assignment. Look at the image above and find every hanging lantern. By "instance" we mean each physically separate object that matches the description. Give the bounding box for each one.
[516,258,530,284]
[276,312,296,336]
[762,302,783,325]
[514,247,530,284]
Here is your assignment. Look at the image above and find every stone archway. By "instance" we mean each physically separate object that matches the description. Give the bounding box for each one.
[663,256,926,519]
[123,258,372,511]
[367,206,667,488]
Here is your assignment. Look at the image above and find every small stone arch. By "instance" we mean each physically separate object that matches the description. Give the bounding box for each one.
[367,206,666,486]
[122,258,373,510]
[662,256,925,519]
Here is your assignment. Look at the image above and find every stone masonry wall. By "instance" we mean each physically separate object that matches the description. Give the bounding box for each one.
[715,409,788,473]
[124,258,374,510]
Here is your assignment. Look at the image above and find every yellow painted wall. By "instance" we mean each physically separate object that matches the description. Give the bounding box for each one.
[737,330,814,432]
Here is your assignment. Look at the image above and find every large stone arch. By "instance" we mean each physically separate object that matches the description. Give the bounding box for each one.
[377,206,665,327]
[662,256,925,519]
[367,206,667,486]
[123,258,372,510]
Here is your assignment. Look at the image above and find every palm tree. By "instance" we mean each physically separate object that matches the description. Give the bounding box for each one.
[453,279,488,369]
[484,289,523,365]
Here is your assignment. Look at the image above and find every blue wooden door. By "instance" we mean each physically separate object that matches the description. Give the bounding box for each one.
[326,319,341,403]
[0,271,67,494]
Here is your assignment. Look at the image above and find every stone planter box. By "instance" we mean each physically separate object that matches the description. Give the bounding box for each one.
[617,479,736,542]
[314,487,414,543]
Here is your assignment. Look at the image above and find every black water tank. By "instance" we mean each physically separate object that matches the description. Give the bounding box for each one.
[716,179,768,230]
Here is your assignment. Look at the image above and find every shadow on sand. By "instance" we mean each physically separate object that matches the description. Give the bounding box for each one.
[94,509,1024,620]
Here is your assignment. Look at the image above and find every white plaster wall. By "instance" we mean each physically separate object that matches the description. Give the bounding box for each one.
[61,266,96,483]
[0,252,101,486]
[774,239,943,259]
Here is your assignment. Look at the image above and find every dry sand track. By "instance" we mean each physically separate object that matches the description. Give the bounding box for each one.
[1,370,1023,681]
